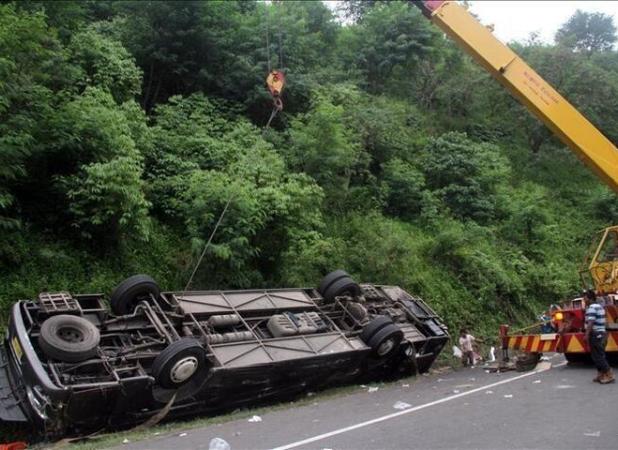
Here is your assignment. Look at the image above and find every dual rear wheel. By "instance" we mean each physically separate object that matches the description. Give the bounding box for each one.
[318,270,361,303]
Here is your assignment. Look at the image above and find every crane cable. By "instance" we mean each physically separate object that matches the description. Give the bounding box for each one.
[182,195,233,294]
[264,2,285,129]
[183,5,284,289]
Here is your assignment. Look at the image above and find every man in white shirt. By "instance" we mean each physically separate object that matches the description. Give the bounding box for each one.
[459,328,476,367]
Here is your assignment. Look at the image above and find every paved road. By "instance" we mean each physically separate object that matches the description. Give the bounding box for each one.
[116,356,617,450]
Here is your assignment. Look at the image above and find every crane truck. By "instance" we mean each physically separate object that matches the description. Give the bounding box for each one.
[412,0,618,364]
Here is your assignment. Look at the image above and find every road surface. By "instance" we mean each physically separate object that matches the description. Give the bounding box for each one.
[115,356,616,449]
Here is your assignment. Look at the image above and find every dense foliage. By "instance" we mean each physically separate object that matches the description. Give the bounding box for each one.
[1,0,617,344]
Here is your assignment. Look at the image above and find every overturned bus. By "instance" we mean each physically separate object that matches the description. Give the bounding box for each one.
[0,270,448,437]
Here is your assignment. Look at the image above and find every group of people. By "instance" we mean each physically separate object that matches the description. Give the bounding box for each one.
[457,290,615,384]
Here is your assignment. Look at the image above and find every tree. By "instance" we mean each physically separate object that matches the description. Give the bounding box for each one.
[335,0,378,23]
[556,10,617,55]
[112,1,214,109]
[178,148,324,288]
[422,132,509,222]
[54,88,151,243]
[382,158,426,219]
[68,27,142,103]
[287,94,362,203]
[337,2,440,94]
[0,4,67,230]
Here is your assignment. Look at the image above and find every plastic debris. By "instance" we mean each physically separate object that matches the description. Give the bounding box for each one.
[533,380,542,384]
[485,390,494,394]
[504,394,513,398]
[488,346,496,362]
[209,437,231,450]
[368,386,379,393]
[556,385,575,389]
[452,390,460,394]
[453,345,463,358]
[584,431,601,437]
[248,415,262,422]
[540,356,550,361]
[393,401,412,410]
[179,433,188,437]
[123,438,130,444]
[402,384,410,388]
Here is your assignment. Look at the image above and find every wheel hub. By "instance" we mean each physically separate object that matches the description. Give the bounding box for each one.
[58,327,84,343]
[377,338,395,356]
[170,356,198,383]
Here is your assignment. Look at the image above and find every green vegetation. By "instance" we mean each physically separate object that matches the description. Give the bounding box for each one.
[1,0,617,362]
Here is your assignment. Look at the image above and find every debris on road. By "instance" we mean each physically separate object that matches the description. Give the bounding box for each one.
[248,415,262,423]
[179,433,188,437]
[368,386,379,393]
[584,431,601,437]
[209,437,231,450]
[533,380,542,384]
[488,346,496,362]
[402,384,410,388]
[452,390,460,394]
[485,390,494,394]
[393,401,412,410]
[122,438,130,444]
[503,394,513,398]
[431,366,452,374]
[555,385,575,389]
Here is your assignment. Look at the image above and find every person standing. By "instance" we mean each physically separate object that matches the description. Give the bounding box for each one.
[584,290,615,384]
[459,329,476,367]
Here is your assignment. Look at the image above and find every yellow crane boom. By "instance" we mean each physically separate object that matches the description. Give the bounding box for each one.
[414,1,618,193]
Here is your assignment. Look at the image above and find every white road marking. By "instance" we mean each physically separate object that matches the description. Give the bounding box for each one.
[271,362,566,450]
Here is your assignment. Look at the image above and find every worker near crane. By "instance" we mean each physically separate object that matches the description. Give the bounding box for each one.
[584,290,615,384]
